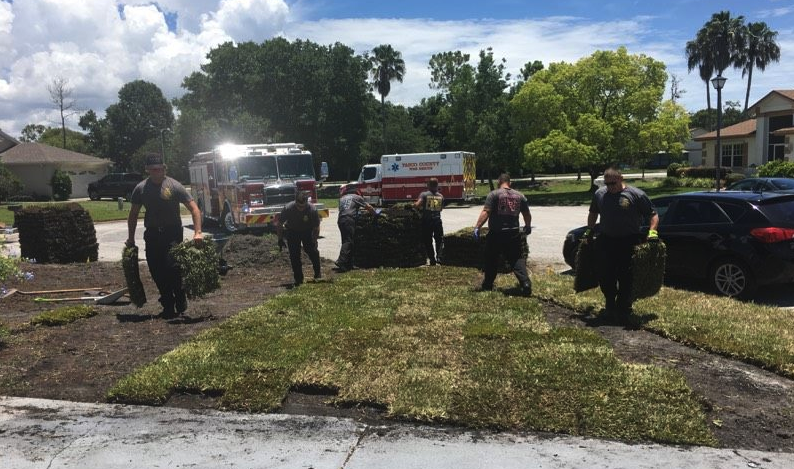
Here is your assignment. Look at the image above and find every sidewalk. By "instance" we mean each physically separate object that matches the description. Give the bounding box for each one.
[2,396,792,468]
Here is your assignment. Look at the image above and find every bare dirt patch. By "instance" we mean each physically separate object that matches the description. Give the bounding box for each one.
[0,237,792,453]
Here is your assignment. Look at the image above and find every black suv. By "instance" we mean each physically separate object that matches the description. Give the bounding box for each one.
[563,191,794,298]
[87,173,143,201]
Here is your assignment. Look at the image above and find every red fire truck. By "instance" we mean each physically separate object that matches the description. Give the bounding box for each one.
[340,151,476,206]
[189,143,329,232]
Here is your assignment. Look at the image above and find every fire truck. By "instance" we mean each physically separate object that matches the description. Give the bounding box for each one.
[189,143,329,232]
[340,151,476,206]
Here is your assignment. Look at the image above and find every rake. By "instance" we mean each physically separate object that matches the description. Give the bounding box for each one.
[32,288,129,305]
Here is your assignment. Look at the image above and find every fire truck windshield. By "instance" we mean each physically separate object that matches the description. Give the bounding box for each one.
[236,156,278,180]
[277,154,315,179]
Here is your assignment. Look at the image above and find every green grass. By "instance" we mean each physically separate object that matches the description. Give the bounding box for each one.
[30,305,97,326]
[521,179,696,206]
[532,271,794,378]
[109,266,715,446]
[0,200,190,225]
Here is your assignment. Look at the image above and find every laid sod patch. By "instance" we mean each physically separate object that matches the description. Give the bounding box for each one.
[533,271,794,379]
[30,305,97,326]
[108,267,715,446]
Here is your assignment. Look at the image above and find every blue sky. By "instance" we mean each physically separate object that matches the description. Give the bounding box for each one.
[1,0,794,137]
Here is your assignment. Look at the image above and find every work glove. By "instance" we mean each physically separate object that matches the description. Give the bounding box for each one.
[278,238,286,251]
[523,225,532,235]
[473,227,480,240]
[374,208,383,217]
[647,229,659,242]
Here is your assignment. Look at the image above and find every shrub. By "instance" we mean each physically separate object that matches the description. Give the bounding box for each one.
[0,163,23,202]
[725,173,745,185]
[680,167,729,179]
[659,176,683,188]
[0,322,8,347]
[50,169,72,201]
[666,163,682,178]
[683,177,718,188]
[0,254,21,282]
[757,160,794,178]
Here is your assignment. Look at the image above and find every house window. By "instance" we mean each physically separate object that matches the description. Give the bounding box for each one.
[721,143,743,167]
[767,144,786,162]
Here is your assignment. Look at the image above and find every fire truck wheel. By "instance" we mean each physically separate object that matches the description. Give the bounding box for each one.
[222,208,238,233]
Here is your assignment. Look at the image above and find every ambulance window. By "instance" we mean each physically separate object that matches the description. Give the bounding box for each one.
[361,166,378,181]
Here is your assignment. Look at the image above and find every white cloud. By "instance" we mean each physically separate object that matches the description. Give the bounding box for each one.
[2,1,794,140]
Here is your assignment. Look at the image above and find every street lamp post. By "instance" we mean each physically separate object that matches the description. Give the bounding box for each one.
[711,74,727,192]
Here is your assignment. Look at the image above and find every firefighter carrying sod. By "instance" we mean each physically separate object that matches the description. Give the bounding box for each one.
[335,185,379,273]
[414,178,444,265]
[126,153,203,318]
[277,191,322,287]
[473,173,532,296]
[584,167,659,322]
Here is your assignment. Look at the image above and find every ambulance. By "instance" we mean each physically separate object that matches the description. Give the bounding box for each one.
[341,151,476,206]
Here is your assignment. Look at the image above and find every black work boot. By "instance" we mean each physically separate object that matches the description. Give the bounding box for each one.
[520,283,532,297]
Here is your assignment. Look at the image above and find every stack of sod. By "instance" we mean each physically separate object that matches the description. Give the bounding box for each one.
[352,204,426,268]
[573,240,599,292]
[16,203,98,263]
[122,245,147,307]
[170,239,221,299]
[631,240,666,300]
[573,239,667,301]
[442,227,529,272]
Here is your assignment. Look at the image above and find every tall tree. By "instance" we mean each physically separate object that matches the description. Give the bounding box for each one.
[368,44,406,154]
[741,21,780,113]
[103,80,174,170]
[511,47,680,189]
[19,124,46,142]
[685,28,715,111]
[47,76,77,149]
[704,11,746,77]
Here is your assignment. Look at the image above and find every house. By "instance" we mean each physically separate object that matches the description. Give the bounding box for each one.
[694,90,794,172]
[0,130,110,199]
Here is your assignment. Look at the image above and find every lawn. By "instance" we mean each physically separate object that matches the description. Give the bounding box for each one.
[0,200,186,226]
[108,266,717,446]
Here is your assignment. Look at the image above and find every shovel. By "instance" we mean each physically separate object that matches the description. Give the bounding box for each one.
[33,288,130,305]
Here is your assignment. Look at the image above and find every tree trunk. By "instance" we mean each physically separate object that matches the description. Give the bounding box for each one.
[706,81,712,112]
[744,67,754,114]
[381,94,386,155]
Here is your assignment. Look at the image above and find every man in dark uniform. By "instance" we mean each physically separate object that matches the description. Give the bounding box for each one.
[414,178,444,265]
[335,185,377,273]
[473,173,532,296]
[277,191,322,287]
[586,167,658,320]
[126,153,203,318]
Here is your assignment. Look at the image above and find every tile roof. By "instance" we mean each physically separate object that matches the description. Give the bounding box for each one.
[0,143,110,166]
[693,119,756,141]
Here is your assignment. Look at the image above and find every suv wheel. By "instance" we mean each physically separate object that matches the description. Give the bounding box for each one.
[88,190,99,201]
[709,258,756,298]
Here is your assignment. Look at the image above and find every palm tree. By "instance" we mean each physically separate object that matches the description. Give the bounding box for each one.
[686,32,715,111]
[741,21,780,113]
[369,44,406,153]
[685,11,746,124]
[704,11,746,76]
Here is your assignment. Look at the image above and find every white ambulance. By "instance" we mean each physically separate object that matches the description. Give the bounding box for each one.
[341,151,476,206]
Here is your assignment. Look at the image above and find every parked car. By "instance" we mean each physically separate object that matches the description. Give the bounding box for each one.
[725,177,794,193]
[87,173,143,201]
[563,191,794,298]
